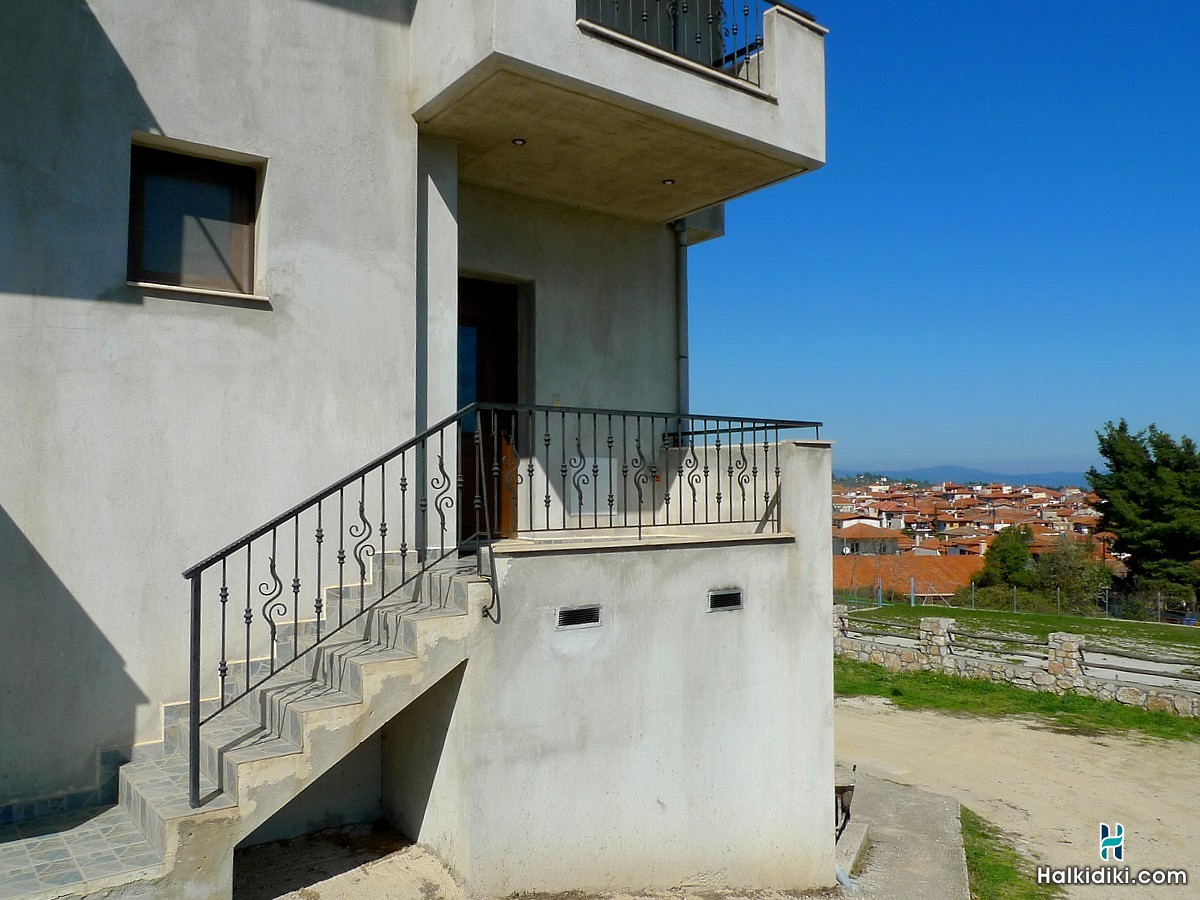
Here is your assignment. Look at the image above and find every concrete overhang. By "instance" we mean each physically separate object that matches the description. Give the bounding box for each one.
[409,2,826,223]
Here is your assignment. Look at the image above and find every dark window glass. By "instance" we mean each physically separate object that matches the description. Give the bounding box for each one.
[458,325,479,433]
[128,146,257,293]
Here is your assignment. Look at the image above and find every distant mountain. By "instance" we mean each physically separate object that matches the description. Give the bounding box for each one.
[834,464,1091,489]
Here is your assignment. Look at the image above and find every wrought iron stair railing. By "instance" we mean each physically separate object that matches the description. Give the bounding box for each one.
[184,403,820,806]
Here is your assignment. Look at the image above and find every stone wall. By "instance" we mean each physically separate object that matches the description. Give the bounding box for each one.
[833,606,1200,717]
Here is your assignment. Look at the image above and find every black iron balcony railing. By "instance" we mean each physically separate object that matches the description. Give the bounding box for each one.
[184,402,820,805]
[575,0,816,88]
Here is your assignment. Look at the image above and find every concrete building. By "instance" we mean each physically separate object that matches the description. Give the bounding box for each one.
[834,523,904,556]
[1,1,831,896]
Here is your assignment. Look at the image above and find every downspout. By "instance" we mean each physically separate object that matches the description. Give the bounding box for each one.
[673,219,689,416]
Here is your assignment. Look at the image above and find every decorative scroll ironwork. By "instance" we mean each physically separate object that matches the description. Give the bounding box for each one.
[736,440,751,520]
[259,554,286,672]
[431,445,455,540]
[569,429,591,516]
[350,497,375,611]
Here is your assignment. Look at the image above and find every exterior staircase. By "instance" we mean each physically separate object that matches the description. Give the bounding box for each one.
[0,555,488,900]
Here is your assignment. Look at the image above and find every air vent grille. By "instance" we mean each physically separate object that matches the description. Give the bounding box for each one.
[708,589,743,612]
[557,604,601,628]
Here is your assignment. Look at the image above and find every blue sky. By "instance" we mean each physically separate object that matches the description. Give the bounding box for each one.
[689,2,1200,474]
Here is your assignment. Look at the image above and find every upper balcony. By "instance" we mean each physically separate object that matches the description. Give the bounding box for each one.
[409,1,826,223]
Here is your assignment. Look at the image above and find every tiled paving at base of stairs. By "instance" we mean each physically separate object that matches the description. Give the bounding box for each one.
[0,805,162,899]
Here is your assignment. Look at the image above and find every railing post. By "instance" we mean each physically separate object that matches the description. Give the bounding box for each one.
[416,440,428,563]
[188,571,202,808]
[672,0,685,54]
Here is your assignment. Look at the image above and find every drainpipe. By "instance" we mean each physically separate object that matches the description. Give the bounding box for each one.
[673,219,689,416]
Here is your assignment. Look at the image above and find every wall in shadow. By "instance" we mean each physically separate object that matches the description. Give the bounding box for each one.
[304,0,416,23]
[379,662,466,839]
[237,735,384,850]
[0,0,161,302]
[0,505,147,813]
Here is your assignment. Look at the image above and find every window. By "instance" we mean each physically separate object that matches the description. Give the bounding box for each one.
[128,145,258,294]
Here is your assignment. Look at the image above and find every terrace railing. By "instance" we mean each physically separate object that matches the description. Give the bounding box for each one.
[185,402,820,804]
[575,0,818,88]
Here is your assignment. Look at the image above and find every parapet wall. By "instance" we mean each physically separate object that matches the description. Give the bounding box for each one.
[833,606,1200,718]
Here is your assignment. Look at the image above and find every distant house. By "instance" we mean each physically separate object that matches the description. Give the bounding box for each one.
[940,482,972,501]
[834,523,905,556]
[834,511,883,530]
[869,500,909,530]
[1069,514,1100,536]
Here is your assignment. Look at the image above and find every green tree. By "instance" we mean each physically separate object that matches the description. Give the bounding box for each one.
[975,525,1035,588]
[1032,534,1112,612]
[1087,421,1200,592]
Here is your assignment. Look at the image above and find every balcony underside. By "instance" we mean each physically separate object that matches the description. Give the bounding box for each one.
[416,66,811,224]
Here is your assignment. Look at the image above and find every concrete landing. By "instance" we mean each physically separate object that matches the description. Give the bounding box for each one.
[845,772,970,900]
[0,805,162,899]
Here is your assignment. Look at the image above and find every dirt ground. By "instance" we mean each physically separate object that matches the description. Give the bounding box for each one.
[835,696,1199,898]
[232,824,839,900]
[234,699,1198,899]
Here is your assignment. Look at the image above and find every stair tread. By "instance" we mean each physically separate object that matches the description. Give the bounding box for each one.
[120,749,237,821]
[255,679,361,714]
[309,636,418,664]
[404,606,470,621]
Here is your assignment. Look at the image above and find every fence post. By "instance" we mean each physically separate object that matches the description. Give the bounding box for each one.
[919,617,954,670]
[189,571,202,808]
[1047,631,1084,690]
[833,603,849,653]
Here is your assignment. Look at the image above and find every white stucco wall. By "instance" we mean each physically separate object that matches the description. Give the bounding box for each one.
[459,185,678,412]
[0,0,419,804]
[380,444,835,895]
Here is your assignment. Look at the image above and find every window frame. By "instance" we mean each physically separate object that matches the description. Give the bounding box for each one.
[127,143,261,297]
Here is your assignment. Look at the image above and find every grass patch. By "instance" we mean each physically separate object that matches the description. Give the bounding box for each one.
[846,604,1200,661]
[834,657,1200,741]
[960,806,1061,899]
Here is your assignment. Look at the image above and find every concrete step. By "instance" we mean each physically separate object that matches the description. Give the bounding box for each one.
[118,743,236,859]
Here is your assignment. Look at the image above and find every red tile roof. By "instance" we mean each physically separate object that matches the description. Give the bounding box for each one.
[834,524,907,540]
[834,555,984,597]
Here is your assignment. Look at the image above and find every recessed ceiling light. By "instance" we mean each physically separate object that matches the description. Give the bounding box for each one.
[662,178,676,185]
[512,138,527,146]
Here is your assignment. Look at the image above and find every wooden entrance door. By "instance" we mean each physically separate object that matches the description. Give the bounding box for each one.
[459,278,519,539]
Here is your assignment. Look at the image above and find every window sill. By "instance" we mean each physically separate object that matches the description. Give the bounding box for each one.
[127,281,270,304]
